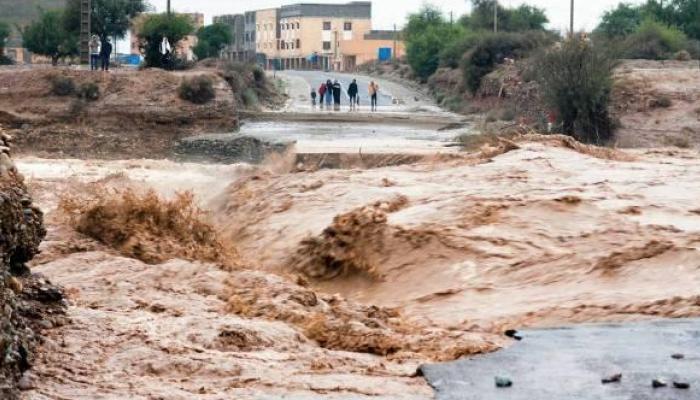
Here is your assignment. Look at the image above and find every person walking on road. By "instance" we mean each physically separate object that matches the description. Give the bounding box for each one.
[100,37,113,72]
[369,81,379,112]
[325,80,333,108]
[310,88,317,108]
[89,35,101,71]
[347,79,358,111]
[332,80,342,111]
[318,83,326,108]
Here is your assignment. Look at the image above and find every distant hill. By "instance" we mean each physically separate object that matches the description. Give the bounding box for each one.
[0,0,66,46]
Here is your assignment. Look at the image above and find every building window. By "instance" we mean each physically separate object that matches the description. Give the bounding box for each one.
[296,39,301,48]
[323,41,331,50]
[323,21,331,30]
[344,22,352,31]
[296,22,300,29]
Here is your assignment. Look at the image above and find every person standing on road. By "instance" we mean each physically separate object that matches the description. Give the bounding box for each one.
[325,80,333,108]
[318,83,326,108]
[347,79,358,111]
[369,81,379,112]
[310,88,317,108]
[100,37,113,72]
[89,35,101,71]
[332,80,342,111]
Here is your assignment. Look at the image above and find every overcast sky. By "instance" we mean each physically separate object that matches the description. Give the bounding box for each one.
[151,0,645,31]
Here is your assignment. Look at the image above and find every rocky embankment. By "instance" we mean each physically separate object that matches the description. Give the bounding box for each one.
[0,131,65,399]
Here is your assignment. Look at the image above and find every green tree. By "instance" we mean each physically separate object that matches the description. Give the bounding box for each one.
[623,18,687,59]
[535,39,618,144]
[462,0,548,32]
[136,13,194,68]
[0,21,10,62]
[65,0,148,40]
[404,6,464,80]
[22,9,78,65]
[595,3,644,38]
[193,23,232,60]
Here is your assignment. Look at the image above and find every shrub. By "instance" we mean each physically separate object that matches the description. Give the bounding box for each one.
[535,38,618,144]
[651,95,672,108]
[178,75,216,104]
[252,67,266,86]
[462,31,554,94]
[242,88,259,108]
[623,19,687,60]
[77,82,100,101]
[438,31,479,69]
[136,13,194,69]
[50,75,76,96]
[674,50,692,61]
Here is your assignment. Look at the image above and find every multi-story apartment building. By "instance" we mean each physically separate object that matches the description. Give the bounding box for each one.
[277,2,372,70]
[213,14,248,61]
[254,8,281,67]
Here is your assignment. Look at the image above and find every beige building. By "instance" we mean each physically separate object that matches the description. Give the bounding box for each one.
[249,2,404,71]
[254,8,280,65]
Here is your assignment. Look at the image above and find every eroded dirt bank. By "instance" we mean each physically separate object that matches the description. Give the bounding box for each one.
[0,65,285,160]
[0,134,65,399]
[13,134,700,398]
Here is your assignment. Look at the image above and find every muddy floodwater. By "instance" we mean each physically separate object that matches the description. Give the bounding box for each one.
[13,72,700,399]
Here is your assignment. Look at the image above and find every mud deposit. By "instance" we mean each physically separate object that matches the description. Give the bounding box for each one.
[13,134,700,398]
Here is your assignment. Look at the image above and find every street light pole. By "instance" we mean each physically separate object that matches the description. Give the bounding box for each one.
[494,0,498,33]
[570,0,574,37]
[167,0,171,15]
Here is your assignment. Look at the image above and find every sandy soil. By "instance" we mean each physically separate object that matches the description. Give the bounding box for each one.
[12,135,700,398]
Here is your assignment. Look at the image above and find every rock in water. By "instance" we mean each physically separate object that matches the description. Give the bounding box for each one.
[495,376,513,388]
[671,353,685,360]
[652,378,667,388]
[673,381,690,389]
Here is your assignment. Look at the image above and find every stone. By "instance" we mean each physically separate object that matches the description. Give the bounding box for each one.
[7,277,22,294]
[601,373,622,384]
[17,373,35,391]
[671,353,685,360]
[504,329,523,341]
[652,378,667,388]
[495,376,513,388]
[673,381,690,389]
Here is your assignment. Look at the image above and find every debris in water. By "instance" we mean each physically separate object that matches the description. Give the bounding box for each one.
[671,353,685,360]
[601,373,622,384]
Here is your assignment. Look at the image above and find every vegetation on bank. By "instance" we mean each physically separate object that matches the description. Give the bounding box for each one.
[395,0,700,144]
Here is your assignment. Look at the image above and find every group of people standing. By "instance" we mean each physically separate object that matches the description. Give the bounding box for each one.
[311,78,380,112]
[88,35,113,71]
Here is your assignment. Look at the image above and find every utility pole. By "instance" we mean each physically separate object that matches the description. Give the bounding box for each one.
[393,23,397,61]
[167,0,171,15]
[570,0,574,37]
[494,0,498,33]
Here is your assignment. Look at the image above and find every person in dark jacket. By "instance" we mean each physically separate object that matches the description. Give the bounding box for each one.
[332,80,342,111]
[310,88,317,107]
[347,79,358,111]
[325,80,333,108]
[100,37,113,71]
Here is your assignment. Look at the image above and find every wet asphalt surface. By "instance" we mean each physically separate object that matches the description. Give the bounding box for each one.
[420,319,700,400]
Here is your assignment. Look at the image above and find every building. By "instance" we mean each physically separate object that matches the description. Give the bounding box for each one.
[231,1,404,71]
[254,8,280,68]
[213,14,247,61]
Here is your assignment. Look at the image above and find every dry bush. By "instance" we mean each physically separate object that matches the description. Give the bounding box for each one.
[59,188,238,268]
[178,75,216,104]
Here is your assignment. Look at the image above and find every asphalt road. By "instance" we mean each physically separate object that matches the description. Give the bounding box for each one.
[420,319,700,400]
[278,70,440,112]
